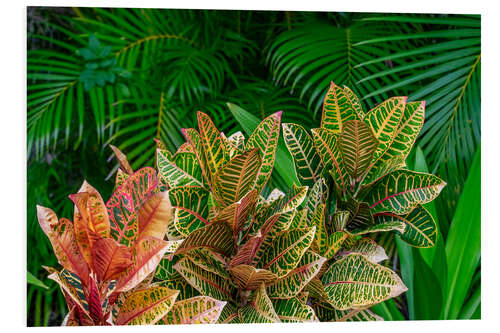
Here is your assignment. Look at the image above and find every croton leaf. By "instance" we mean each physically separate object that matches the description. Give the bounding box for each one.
[313,302,382,322]
[310,204,327,254]
[321,253,407,310]
[156,272,200,301]
[339,120,378,185]
[226,131,245,157]
[115,169,129,189]
[272,298,318,322]
[174,257,234,301]
[332,210,350,232]
[267,183,308,218]
[116,237,170,292]
[363,170,446,214]
[337,237,388,263]
[106,167,158,247]
[338,198,373,231]
[230,265,277,290]
[137,192,172,241]
[175,222,234,257]
[364,154,406,185]
[282,123,323,187]
[266,250,325,299]
[91,237,132,282]
[37,206,90,284]
[305,177,328,223]
[46,267,90,319]
[181,128,211,187]
[343,85,365,118]
[157,149,203,188]
[372,205,438,248]
[115,286,179,325]
[212,189,258,238]
[187,248,231,279]
[245,111,282,193]
[169,186,209,238]
[257,227,316,278]
[109,144,134,175]
[321,82,361,133]
[323,231,349,260]
[214,148,261,206]
[217,303,241,324]
[312,128,349,193]
[161,296,227,324]
[238,283,281,323]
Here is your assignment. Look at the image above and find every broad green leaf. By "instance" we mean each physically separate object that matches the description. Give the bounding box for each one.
[174,257,234,301]
[323,231,349,260]
[314,303,383,321]
[305,177,328,222]
[115,286,179,325]
[257,227,316,278]
[27,271,48,289]
[363,154,406,185]
[217,303,241,324]
[182,128,211,187]
[229,265,277,290]
[364,170,446,214]
[343,85,365,118]
[272,298,318,322]
[339,198,374,232]
[321,82,361,133]
[373,205,438,247]
[157,149,203,188]
[246,111,282,193]
[187,248,230,279]
[339,120,378,184]
[238,284,281,323]
[214,148,261,206]
[321,253,407,310]
[106,167,158,247]
[175,222,234,257]
[282,123,323,187]
[267,250,325,298]
[364,96,406,161]
[371,299,405,321]
[161,296,226,324]
[137,192,172,241]
[169,186,209,237]
[338,237,388,263]
[311,127,349,193]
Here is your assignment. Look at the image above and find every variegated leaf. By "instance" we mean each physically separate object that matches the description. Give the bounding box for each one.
[305,277,329,302]
[91,237,132,282]
[282,123,323,187]
[343,85,365,119]
[323,231,349,260]
[227,131,245,157]
[306,177,328,223]
[257,227,316,278]
[115,169,129,189]
[313,302,383,321]
[137,192,172,241]
[364,154,406,185]
[197,111,229,185]
[212,189,257,238]
[364,170,446,214]
[312,127,349,193]
[37,207,90,284]
[272,298,318,322]
[267,250,325,299]
[115,286,179,325]
[321,82,361,133]
[175,222,234,257]
[229,233,262,267]
[214,148,261,206]
[230,265,277,290]
[310,204,327,254]
[238,284,281,323]
[338,198,373,231]
[156,273,200,301]
[217,303,241,324]
[46,267,90,318]
[169,186,209,237]
[182,128,211,187]
[116,237,170,292]
[373,205,438,247]
[157,149,203,188]
[187,248,230,279]
[106,167,158,247]
[110,144,134,175]
[339,120,378,185]
[337,237,388,263]
[332,210,350,232]
[246,111,282,193]
[174,257,234,301]
[161,296,226,324]
[267,183,308,218]
[289,208,308,229]
[321,253,407,310]
[364,96,407,161]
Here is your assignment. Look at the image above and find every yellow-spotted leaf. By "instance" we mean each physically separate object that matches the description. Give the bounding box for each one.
[373,205,438,247]
[115,286,179,325]
[337,237,388,263]
[321,82,361,133]
[115,169,129,189]
[257,227,316,278]
[137,192,172,241]
[161,296,227,324]
[214,148,261,206]
[364,170,446,214]
[364,96,406,161]
[157,149,203,188]
[106,167,158,247]
[272,298,318,322]
[174,257,234,301]
[339,120,378,185]
[175,222,234,257]
[267,250,325,299]
[282,123,323,187]
[230,265,277,290]
[156,273,200,301]
[312,127,349,193]
[238,284,281,323]
[321,253,407,310]
[169,186,210,237]
[46,267,90,319]
[246,111,282,193]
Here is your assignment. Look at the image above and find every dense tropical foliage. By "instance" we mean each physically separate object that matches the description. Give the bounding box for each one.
[27,7,480,326]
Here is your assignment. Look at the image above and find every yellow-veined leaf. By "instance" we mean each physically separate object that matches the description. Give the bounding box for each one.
[168,186,210,238]
[272,298,318,322]
[238,284,281,323]
[161,296,227,324]
[157,149,203,188]
[230,265,277,290]
[137,192,172,241]
[337,237,388,263]
[217,303,241,323]
[321,82,361,133]
[175,222,234,257]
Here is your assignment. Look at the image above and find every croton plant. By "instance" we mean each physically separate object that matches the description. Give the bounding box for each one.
[36,82,445,325]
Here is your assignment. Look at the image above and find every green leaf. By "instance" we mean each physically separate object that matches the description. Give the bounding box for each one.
[282,123,323,187]
[175,222,234,257]
[238,284,281,323]
[272,298,318,322]
[157,150,203,188]
[338,237,388,263]
[169,186,209,238]
[321,253,407,310]
[27,271,49,289]
[321,82,362,132]
[160,296,226,324]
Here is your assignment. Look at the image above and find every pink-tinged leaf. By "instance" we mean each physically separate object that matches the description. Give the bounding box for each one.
[137,192,172,242]
[106,167,158,247]
[213,189,258,238]
[37,206,90,285]
[162,296,227,324]
[91,237,133,282]
[88,277,104,323]
[116,237,170,292]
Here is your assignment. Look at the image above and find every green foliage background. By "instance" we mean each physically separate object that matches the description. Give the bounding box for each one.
[27,7,480,326]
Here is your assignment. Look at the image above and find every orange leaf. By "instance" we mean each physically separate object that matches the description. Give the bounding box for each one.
[137,192,172,241]
[91,237,133,282]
